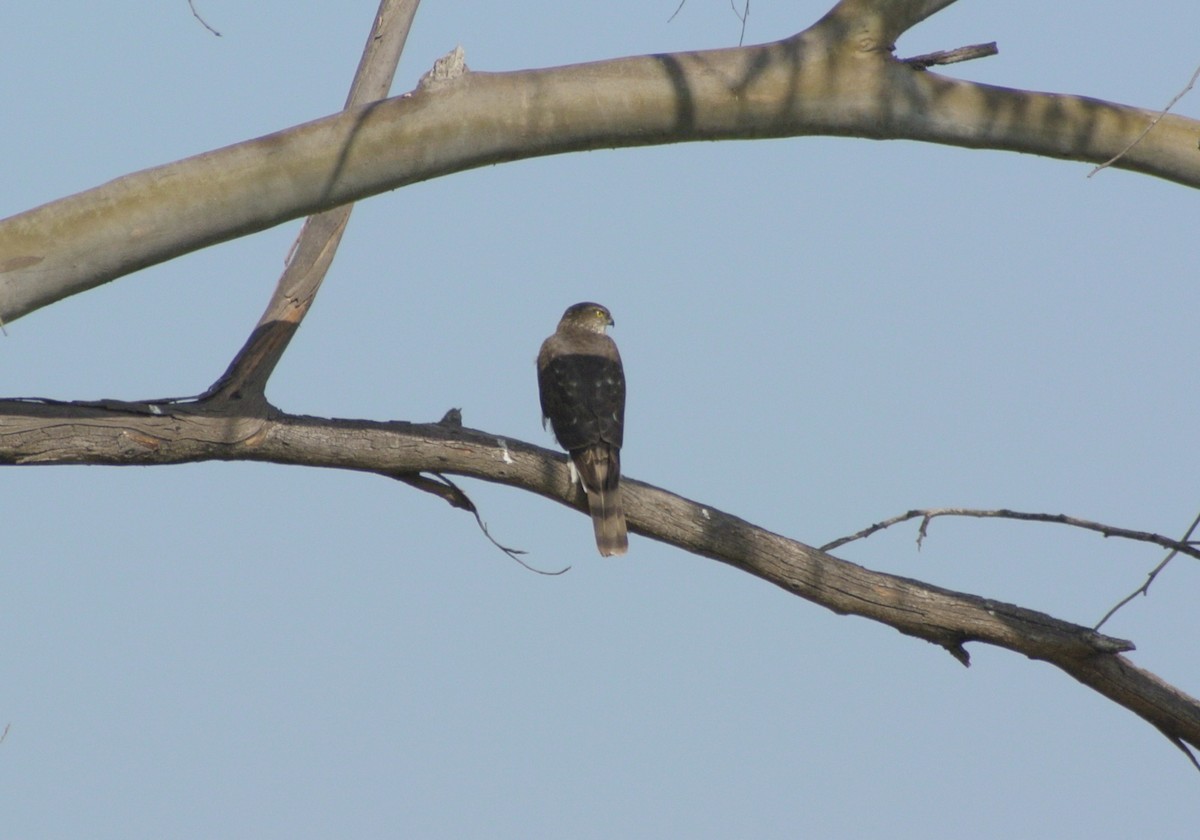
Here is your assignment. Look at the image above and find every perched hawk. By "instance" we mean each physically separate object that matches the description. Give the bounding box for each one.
[537,302,628,556]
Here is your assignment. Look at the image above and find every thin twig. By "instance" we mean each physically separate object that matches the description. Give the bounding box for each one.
[669,0,749,45]
[391,471,569,575]
[901,42,998,70]
[1166,733,1200,774]
[1088,61,1200,177]
[1094,508,1200,630]
[731,0,750,47]
[187,0,222,37]
[821,507,1200,561]
[391,470,476,510]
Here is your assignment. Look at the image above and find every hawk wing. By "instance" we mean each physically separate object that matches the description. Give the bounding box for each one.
[537,341,627,556]
[537,351,625,453]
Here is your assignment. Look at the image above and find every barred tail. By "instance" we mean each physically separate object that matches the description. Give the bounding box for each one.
[588,486,628,557]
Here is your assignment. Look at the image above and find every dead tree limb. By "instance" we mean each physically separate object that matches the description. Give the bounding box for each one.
[822,507,1200,561]
[1,397,1197,760]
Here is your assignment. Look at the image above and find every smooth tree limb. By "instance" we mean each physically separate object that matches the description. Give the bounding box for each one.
[207,0,421,404]
[4,0,1200,323]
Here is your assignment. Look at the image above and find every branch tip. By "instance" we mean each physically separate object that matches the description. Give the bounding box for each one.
[946,643,970,667]
[1095,507,1200,630]
[391,470,568,575]
[187,0,222,37]
[901,41,997,70]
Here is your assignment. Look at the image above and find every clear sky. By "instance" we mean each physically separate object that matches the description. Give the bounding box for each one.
[4,1,1199,837]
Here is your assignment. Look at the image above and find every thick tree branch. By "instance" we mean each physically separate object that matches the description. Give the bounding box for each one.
[4,9,1200,323]
[2,398,1197,757]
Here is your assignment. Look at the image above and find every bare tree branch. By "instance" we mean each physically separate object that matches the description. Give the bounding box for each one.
[5,9,1200,325]
[388,468,568,575]
[822,507,1200,561]
[187,0,221,37]
[732,0,749,47]
[1089,60,1200,177]
[206,0,421,404]
[1095,508,1200,630]
[1,397,1197,757]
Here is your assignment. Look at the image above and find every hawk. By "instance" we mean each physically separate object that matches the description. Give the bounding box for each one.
[537,302,628,556]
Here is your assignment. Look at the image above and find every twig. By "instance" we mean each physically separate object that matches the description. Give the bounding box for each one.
[901,42,998,70]
[669,0,749,45]
[391,470,475,511]
[731,0,750,47]
[821,507,1200,561]
[1094,508,1200,630]
[1165,732,1200,774]
[1088,60,1200,177]
[187,0,222,37]
[390,470,569,575]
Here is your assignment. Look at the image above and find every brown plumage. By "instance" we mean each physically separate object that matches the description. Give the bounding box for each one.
[536,302,627,556]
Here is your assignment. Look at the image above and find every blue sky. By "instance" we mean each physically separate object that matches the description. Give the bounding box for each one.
[4,2,1200,837]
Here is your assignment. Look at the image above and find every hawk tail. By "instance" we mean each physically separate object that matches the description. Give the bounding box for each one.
[587,487,628,557]
[572,447,627,556]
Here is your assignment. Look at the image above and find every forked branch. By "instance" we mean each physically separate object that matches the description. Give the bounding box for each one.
[205,0,421,405]
[822,507,1200,561]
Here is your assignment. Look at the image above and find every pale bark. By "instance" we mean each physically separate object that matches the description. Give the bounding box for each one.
[2,1,1197,323]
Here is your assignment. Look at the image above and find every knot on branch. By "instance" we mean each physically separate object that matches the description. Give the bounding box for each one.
[418,45,469,91]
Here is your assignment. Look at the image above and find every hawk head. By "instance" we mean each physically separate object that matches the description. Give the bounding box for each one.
[558,302,614,334]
